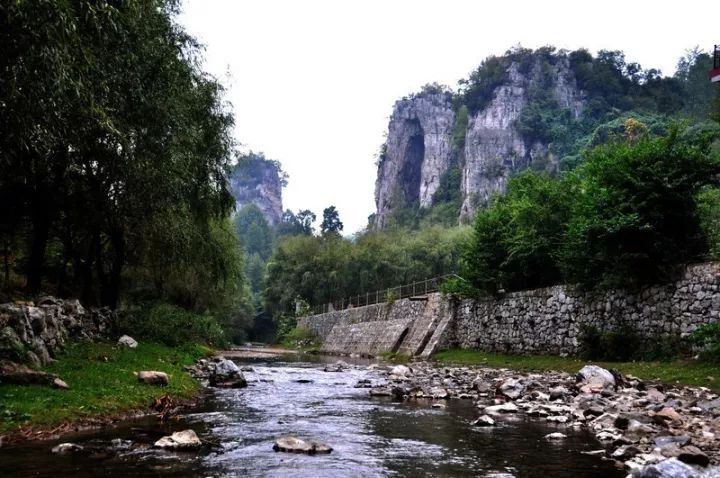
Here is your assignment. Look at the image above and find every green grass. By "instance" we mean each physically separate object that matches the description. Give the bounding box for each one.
[0,341,213,433]
[433,349,720,390]
[377,352,412,363]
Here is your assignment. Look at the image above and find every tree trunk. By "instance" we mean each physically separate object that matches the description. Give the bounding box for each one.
[26,206,50,293]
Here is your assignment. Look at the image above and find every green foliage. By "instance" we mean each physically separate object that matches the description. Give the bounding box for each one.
[462,171,571,294]
[579,325,689,361]
[561,125,720,288]
[263,226,470,328]
[117,303,226,347]
[320,206,344,237]
[276,209,316,237]
[691,322,720,362]
[451,105,469,149]
[0,0,251,342]
[281,327,321,350]
[231,151,288,188]
[235,205,274,260]
[697,187,720,260]
[0,341,209,432]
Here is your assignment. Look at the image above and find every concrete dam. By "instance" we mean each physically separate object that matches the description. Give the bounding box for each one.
[297,263,720,358]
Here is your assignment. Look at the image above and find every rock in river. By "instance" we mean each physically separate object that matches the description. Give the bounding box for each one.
[51,443,84,454]
[209,359,247,388]
[273,436,333,454]
[154,429,202,450]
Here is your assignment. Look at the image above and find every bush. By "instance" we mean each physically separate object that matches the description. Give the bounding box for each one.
[580,325,689,361]
[691,322,720,362]
[561,125,720,289]
[281,327,321,350]
[116,303,226,347]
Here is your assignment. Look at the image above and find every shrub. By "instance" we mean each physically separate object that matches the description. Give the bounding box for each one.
[116,303,225,347]
[281,327,321,350]
[580,324,689,361]
[691,322,720,362]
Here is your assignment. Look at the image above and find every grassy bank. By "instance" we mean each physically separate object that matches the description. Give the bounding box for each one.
[433,349,719,390]
[0,341,212,433]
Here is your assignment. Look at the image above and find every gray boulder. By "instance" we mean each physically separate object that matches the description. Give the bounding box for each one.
[577,365,615,390]
[631,458,697,478]
[273,436,332,454]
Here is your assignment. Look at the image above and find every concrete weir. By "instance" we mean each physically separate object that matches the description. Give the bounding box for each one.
[298,293,454,357]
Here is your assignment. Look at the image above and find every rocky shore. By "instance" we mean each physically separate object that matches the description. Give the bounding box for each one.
[361,361,720,477]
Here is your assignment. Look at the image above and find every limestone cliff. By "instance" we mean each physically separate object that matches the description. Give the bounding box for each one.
[373,52,586,227]
[460,58,584,220]
[373,92,455,229]
[229,152,284,226]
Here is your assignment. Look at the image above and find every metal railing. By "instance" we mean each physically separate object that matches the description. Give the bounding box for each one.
[308,274,462,315]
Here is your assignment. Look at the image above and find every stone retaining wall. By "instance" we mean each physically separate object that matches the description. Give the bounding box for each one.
[300,262,720,357]
[0,296,113,366]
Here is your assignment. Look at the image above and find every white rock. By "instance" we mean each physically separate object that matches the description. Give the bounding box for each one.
[154,429,202,449]
[117,335,138,348]
[544,432,567,440]
[136,370,169,385]
[273,436,332,454]
[484,403,519,414]
[390,365,412,377]
[578,365,615,389]
[52,443,84,454]
[472,415,496,427]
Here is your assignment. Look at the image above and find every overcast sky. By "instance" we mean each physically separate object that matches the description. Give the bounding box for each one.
[179,0,718,234]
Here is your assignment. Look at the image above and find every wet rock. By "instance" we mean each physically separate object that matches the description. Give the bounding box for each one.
[549,386,570,401]
[577,365,615,391]
[484,403,519,414]
[273,436,332,454]
[136,371,169,386]
[209,359,247,388]
[51,443,84,454]
[390,365,412,377]
[630,458,696,478]
[676,446,710,467]
[544,432,567,440]
[472,377,492,393]
[498,378,524,400]
[612,445,641,460]
[323,361,348,372]
[369,387,392,397]
[430,387,449,399]
[117,335,138,348]
[354,379,373,388]
[154,429,202,450]
[655,435,691,449]
[653,407,683,426]
[472,415,496,427]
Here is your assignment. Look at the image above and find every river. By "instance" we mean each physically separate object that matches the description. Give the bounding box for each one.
[0,354,625,477]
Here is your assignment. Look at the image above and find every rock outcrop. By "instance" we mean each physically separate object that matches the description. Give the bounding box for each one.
[373,55,585,227]
[374,92,455,228]
[229,153,284,226]
[0,296,113,366]
[460,59,583,221]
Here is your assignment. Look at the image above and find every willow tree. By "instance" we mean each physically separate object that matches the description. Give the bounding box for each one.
[0,1,239,309]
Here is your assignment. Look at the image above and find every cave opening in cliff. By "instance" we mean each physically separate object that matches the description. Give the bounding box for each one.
[400,121,424,203]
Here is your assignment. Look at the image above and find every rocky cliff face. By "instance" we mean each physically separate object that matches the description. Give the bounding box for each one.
[374,92,455,229]
[229,154,284,226]
[373,56,585,227]
[460,59,584,220]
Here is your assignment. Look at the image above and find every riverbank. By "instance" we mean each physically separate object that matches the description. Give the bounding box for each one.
[0,341,212,441]
[433,349,719,391]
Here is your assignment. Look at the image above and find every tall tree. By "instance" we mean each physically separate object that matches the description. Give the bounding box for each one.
[321,206,344,237]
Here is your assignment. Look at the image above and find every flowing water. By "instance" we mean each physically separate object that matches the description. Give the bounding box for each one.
[0,354,626,477]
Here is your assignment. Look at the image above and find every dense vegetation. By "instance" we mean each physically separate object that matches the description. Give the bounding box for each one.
[452,122,720,296]
[0,0,252,344]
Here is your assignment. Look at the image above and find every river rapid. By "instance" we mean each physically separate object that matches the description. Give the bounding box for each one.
[0,354,625,477]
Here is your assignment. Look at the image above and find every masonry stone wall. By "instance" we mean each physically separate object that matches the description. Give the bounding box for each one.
[0,296,113,366]
[300,263,720,357]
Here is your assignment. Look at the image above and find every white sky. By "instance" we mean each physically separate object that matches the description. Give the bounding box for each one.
[179,0,719,234]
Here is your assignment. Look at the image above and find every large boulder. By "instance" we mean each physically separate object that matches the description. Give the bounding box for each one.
[154,429,202,450]
[273,436,332,454]
[0,360,55,386]
[577,365,615,391]
[498,378,524,400]
[209,359,247,388]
